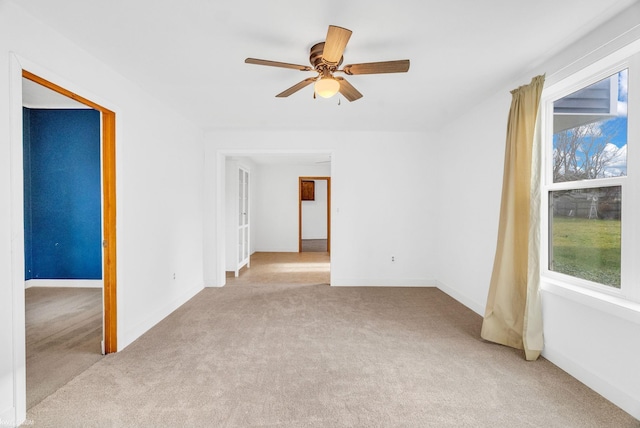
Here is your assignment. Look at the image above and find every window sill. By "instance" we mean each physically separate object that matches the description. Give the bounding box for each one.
[540,278,640,325]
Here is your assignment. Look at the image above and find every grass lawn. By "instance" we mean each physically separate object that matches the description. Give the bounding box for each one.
[551,216,621,288]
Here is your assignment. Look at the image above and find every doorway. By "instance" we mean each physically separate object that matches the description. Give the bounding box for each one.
[215,152,332,287]
[21,70,117,353]
[22,77,108,409]
[299,177,331,253]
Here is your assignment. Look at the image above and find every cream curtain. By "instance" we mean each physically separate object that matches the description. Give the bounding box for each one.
[481,75,545,361]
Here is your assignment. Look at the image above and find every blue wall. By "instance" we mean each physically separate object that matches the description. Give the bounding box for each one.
[23,108,102,280]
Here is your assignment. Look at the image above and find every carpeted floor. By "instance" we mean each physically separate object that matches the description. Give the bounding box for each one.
[25,287,103,410]
[24,253,638,427]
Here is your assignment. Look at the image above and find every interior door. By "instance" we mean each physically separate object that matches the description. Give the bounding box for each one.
[236,167,250,276]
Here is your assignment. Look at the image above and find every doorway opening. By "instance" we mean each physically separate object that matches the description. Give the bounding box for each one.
[216,152,332,287]
[21,71,117,408]
[22,70,117,352]
[299,177,331,253]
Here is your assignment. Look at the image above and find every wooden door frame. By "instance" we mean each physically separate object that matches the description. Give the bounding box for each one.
[22,70,118,353]
[298,177,331,253]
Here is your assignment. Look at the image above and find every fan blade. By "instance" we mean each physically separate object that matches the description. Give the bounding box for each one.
[335,77,363,102]
[322,25,352,65]
[245,58,313,72]
[342,60,410,75]
[276,77,317,98]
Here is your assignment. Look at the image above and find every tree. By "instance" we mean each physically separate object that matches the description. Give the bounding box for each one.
[553,119,625,182]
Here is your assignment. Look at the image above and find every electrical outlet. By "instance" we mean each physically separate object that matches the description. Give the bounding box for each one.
[173,273,176,280]
[391,256,395,262]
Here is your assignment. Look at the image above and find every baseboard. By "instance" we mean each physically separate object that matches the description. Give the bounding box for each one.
[205,281,225,288]
[25,279,102,289]
[253,248,299,253]
[0,406,17,428]
[435,280,485,316]
[330,278,437,287]
[543,346,640,420]
[118,283,204,351]
[435,279,639,419]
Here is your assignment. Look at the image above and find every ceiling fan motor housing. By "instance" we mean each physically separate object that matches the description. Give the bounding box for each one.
[310,42,343,71]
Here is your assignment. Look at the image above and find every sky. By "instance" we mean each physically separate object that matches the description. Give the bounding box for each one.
[553,69,628,178]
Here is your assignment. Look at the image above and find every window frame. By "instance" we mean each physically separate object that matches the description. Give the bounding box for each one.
[541,51,640,304]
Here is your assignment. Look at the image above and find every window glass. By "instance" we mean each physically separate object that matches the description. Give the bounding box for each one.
[552,70,628,183]
[549,186,621,288]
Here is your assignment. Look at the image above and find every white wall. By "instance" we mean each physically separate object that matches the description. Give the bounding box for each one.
[253,164,330,252]
[434,90,508,314]
[302,180,328,240]
[0,3,205,424]
[204,131,438,287]
[436,2,640,419]
[4,0,637,424]
[224,159,238,271]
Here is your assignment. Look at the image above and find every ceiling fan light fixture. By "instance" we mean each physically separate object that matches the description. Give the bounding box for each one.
[245,25,408,102]
[314,77,340,98]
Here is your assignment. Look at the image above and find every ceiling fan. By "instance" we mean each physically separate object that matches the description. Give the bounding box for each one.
[245,25,410,102]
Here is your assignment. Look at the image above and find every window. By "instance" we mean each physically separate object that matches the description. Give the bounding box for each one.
[549,186,621,287]
[542,50,639,302]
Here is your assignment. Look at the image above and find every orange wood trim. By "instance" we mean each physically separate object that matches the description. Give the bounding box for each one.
[326,177,331,254]
[298,178,303,253]
[298,176,331,254]
[102,111,117,353]
[23,70,118,353]
[22,70,113,114]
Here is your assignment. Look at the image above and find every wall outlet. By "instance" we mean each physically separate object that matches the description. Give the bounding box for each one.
[391,256,395,262]
[173,273,176,280]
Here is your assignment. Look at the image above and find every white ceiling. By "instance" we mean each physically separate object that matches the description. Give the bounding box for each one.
[22,78,88,109]
[13,0,638,133]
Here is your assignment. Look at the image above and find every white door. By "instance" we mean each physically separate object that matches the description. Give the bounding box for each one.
[236,167,250,276]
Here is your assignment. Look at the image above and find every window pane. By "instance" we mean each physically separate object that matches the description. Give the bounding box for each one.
[549,186,621,288]
[553,70,628,183]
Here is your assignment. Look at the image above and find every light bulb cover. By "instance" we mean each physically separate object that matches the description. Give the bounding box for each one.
[315,77,340,98]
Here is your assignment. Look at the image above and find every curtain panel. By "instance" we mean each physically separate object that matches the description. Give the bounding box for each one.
[481,75,545,361]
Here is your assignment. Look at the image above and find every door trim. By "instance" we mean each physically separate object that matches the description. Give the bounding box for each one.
[298,176,331,253]
[22,70,118,353]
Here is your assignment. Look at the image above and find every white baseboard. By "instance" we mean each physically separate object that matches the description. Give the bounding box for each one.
[434,280,639,419]
[253,248,299,253]
[330,278,437,287]
[118,283,204,351]
[435,280,485,316]
[25,279,102,289]
[543,346,640,420]
[0,406,17,428]
[204,281,225,288]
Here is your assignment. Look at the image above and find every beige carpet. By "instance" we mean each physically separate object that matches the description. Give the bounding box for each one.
[25,254,638,427]
[25,287,103,410]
